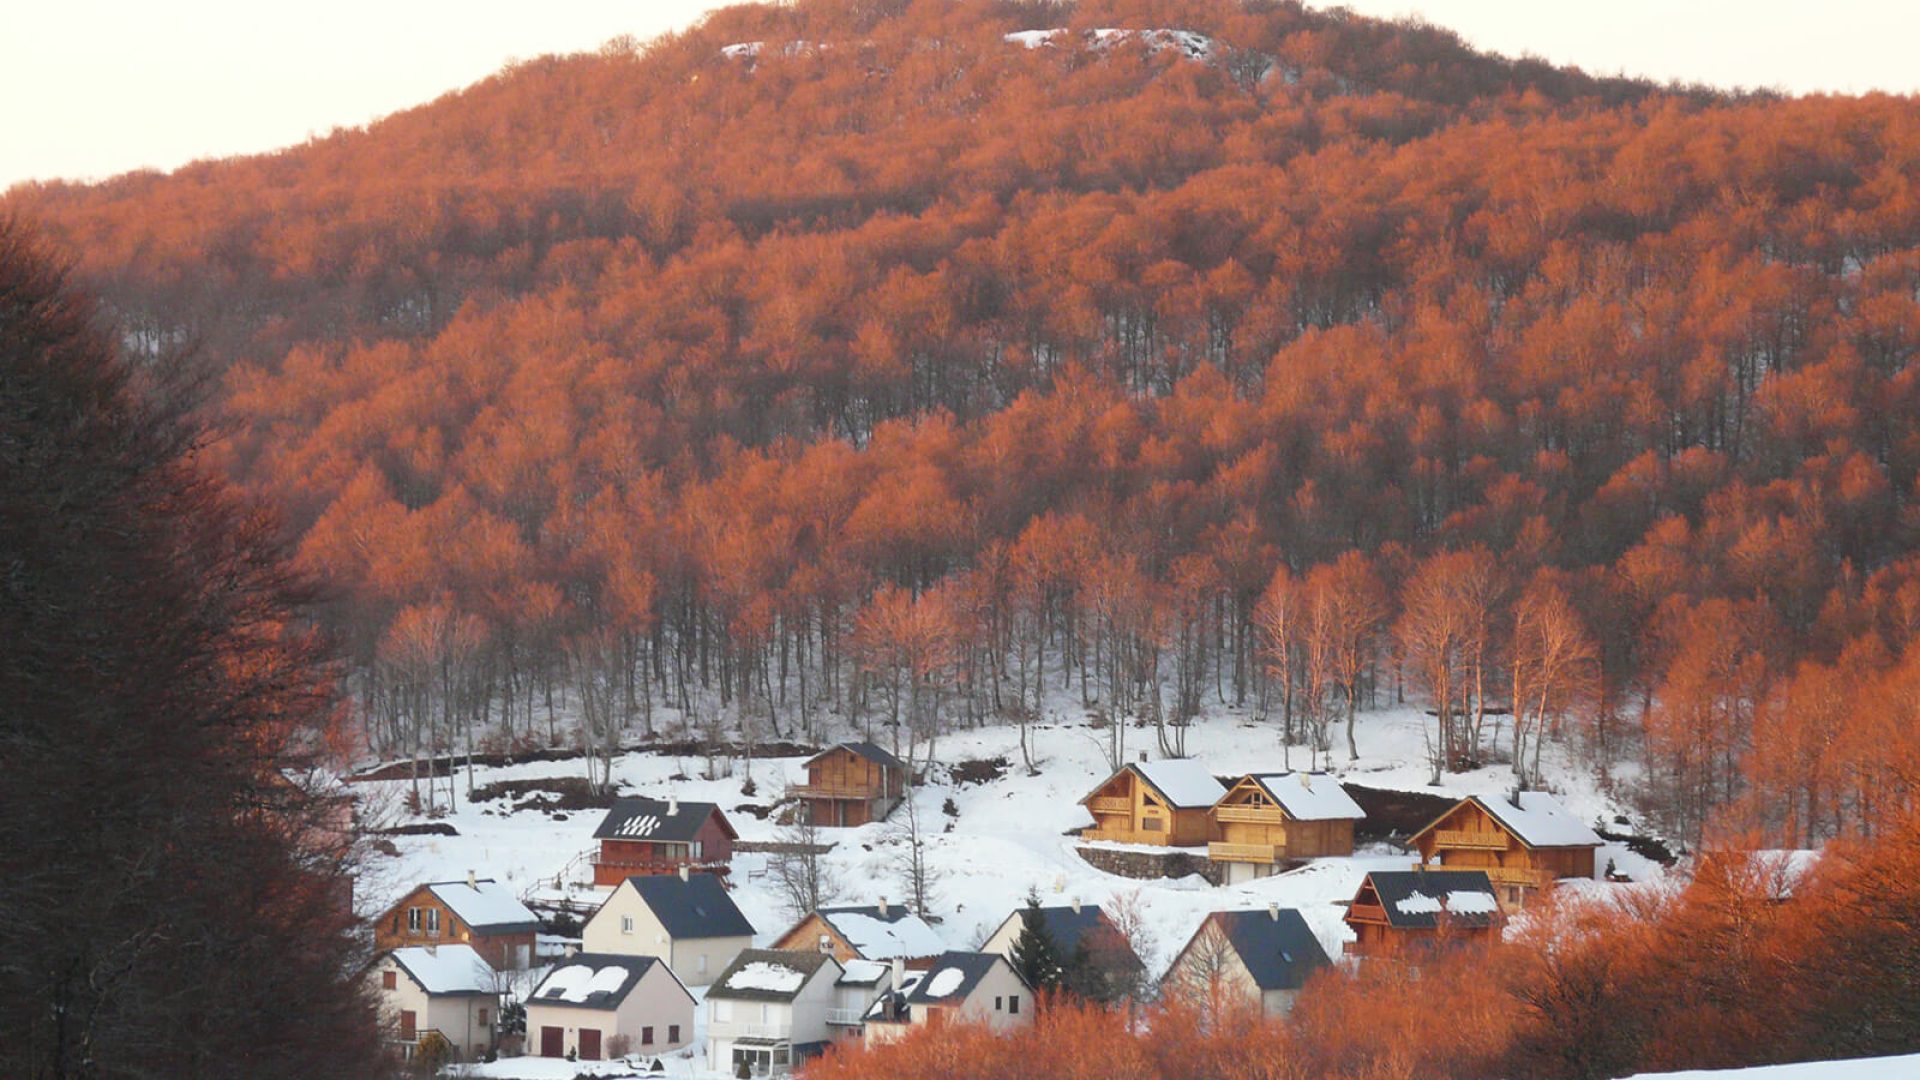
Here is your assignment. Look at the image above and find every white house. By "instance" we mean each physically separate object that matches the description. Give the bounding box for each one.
[369,945,500,1063]
[825,958,897,1040]
[864,951,1032,1045]
[1162,905,1332,1016]
[705,948,843,1077]
[524,953,694,1062]
[581,867,755,986]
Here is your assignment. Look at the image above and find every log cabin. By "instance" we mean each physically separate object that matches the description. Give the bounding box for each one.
[792,742,906,827]
[1343,868,1502,960]
[1078,759,1225,846]
[374,875,541,970]
[1407,791,1602,909]
[1207,772,1366,883]
[772,902,947,969]
[589,797,736,887]
[1162,906,1332,1016]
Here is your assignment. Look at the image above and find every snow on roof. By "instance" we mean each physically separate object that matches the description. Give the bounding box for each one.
[923,966,965,998]
[530,954,660,1010]
[820,908,947,960]
[1476,791,1604,848]
[1393,890,1498,917]
[427,879,540,933]
[1131,759,1226,809]
[837,959,889,986]
[1394,891,1442,915]
[727,961,806,993]
[1249,773,1365,821]
[708,949,837,1001]
[389,945,496,995]
[904,952,1007,1005]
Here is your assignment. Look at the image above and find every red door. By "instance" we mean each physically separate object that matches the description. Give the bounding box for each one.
[579,1029,602,1060]
[539,1026,563,1057]
[399,1010,416,1041]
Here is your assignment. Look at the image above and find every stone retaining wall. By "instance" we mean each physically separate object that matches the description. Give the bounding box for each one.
[1075,844,1224,885]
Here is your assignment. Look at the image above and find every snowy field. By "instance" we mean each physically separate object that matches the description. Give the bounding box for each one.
[361,703,1665,1077]
[1630,1054,1920,1079]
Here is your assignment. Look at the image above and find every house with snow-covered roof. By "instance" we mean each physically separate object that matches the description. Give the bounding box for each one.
[980,900,1144,985]
[1344,868,1502,960]
[1408,791,1603,908]
[524,953,693,1062]
[588,795,736,886]
[705,948,844,1077]
[863,951,1032,1045]
[791,741,907,826]
[772,901,947,968]
[1078,758,1226,846]
[1162,906,1332,1016]
[580,867,755,986]
[369,944,500,1064]
[374,874,540,970]
[1208,772,1366,883]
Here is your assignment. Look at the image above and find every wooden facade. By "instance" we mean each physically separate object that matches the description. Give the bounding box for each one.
[591,803,737,887]
[374,885,535,971]
[772,906,942,970]
[1342,870,1502,960]
[1206,775,1359,882]
[1078,764,1220,847]
[1409,796,1599,910]
[792,744,905,827]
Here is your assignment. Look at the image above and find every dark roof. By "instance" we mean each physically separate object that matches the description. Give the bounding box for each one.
[529,953,673,1011]
[1206,909,1332,992]
[1357,869,1501,930]
[706,948,838,1003]
[1002,905,1143,972]
[806,741,905,771]
[623,873,755,940]
[907,951,1024,1006]
[593,798,735,842]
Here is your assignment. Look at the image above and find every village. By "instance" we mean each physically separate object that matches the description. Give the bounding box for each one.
[349,707,1720,1078]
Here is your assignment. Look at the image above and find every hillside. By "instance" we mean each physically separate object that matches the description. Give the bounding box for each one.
[8,0,1920,855]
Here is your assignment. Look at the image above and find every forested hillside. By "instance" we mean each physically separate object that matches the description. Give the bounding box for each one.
[10,0,1920,847]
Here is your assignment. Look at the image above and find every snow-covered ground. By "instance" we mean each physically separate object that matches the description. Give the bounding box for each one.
[1629,1054,1920,1079]
[361,703,1664,1077]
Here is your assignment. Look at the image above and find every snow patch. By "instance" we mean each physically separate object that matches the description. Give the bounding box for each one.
[723,960,806,993]
[429,879,536,929]
[1133,759,1226,809]
[826,911,946,960]
[537,963,629,1003]
[1252,773,1365,821]
[390,945,495,995]
[922,966,966,999]
[1478,791,1604,848]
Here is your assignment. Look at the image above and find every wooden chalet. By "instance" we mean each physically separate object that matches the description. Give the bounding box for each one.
[1079,759,1225,846]
[1407,791,1602,908]
[1344,868,1502,960]
[792,742,906,827]
[1207,772,1366,883]
[374,875,541,970]
[590,797,736,887]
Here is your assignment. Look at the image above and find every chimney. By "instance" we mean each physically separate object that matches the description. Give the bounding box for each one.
[1299,773,1312,791]
[1268,902,1279,922]
[891,956,904,992]
[467,869,477,889]
[877,898,890,917]
[1137,750,1148,763]
[1070,898,1082,915]
[678,864,690,883]
[668,795,679,815]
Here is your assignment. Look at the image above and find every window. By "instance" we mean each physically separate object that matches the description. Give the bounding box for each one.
[477,1008,489,1026]
[1009,994,1020,1015]
[760,1003,771,1023]
[406,907,421,933]
[691,840,703,858]
[698,952,709,974]
[818,933,833,953]
[1143,816,1163,831]
[382,970,397,990]
[668,1024,680,1043]
[620,915,634,934]
[994,996,1002,1011]
[426,908,440,937]
[641,1025,654,1045]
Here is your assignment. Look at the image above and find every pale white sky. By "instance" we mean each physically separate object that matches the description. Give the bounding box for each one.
[4,1,1917,191]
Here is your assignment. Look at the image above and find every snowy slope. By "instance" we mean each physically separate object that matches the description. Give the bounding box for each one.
[1629,1054,1920,1079]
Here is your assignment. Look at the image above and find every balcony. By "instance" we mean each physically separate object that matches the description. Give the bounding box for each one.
[1345,902,1388,924]
[721,1023,790,1041]
[1208,841,1283,864]
[1087,796,1131,815]
[825,1008,867,1026]
[1433,829,1509,851]
[590,853,730,887]
[1213,804,1286,825]
[791,782,887,801]
[1480,865,1553,889]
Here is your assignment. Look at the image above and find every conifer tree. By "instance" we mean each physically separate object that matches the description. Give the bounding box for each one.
[1009,891,1066,993]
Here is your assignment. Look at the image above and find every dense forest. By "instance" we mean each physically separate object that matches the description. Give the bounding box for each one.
[10,0,1920,848]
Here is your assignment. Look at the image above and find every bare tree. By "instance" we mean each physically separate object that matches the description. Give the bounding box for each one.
[891,785,942,916]
[769,818,842,921]
[1511,577,1600,787]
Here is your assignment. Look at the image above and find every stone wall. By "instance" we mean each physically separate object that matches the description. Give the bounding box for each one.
[1075,844,1224,886]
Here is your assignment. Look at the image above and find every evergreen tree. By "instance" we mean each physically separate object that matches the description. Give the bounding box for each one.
[1009,891,1066,993]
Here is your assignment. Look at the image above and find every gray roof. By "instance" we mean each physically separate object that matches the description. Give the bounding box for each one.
[906,951,1024,1006]
[529,953,672,1011]
[593,798,734,842]
[706,948,838,1003]
[622,873,754,940]
[1357,869,1501,930]
[807,741,906,771]
[1205,909,1331,992]
[1000,905,1143,972]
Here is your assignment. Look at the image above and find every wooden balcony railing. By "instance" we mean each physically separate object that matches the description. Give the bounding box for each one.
[1346,902,1389,924]
[1208,841,1283,863]
[790,782,886,801]
[1087,796,1131,815]
[1433,829,1509,850]
[1480,865,1553,888]
[1213,804,1286,824]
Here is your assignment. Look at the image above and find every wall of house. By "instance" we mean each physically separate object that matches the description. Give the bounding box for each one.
[671,935,751,987]
[579,883,748,982]
[1415,802,1596,908]
[369,956,496,1061]
[936,961,1033,1031]
[1081,773,1210,846]
[373,888,534,971]
[773,912,854,962]
[1163,933,1262,1012]
[1074,844,1224,885]
[526,968,692,1060]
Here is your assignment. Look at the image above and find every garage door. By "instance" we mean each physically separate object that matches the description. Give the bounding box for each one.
[539,1026,563,1058]
[579,1028,601,1060]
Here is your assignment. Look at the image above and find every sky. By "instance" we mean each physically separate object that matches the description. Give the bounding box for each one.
[4,1,1918,191]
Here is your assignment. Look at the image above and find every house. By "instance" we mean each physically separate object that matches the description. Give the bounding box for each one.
[825,958,899,1039]
[792,742,907,826]
[589,796,737,887]
[1162,906,1331,1016]
[1407,791,1603,908]
[374,875,540,970]
[1079,759,1226,846]
[524,953,694,1061]
[705,948,844,1077]
[772,901,947,968]
[1207,772,1366,883]
[980,901,1145,988]
[1344,868,1502,960]
[369,945,500,1063]
[580,867,755,986]
[863,951,1032,1045]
